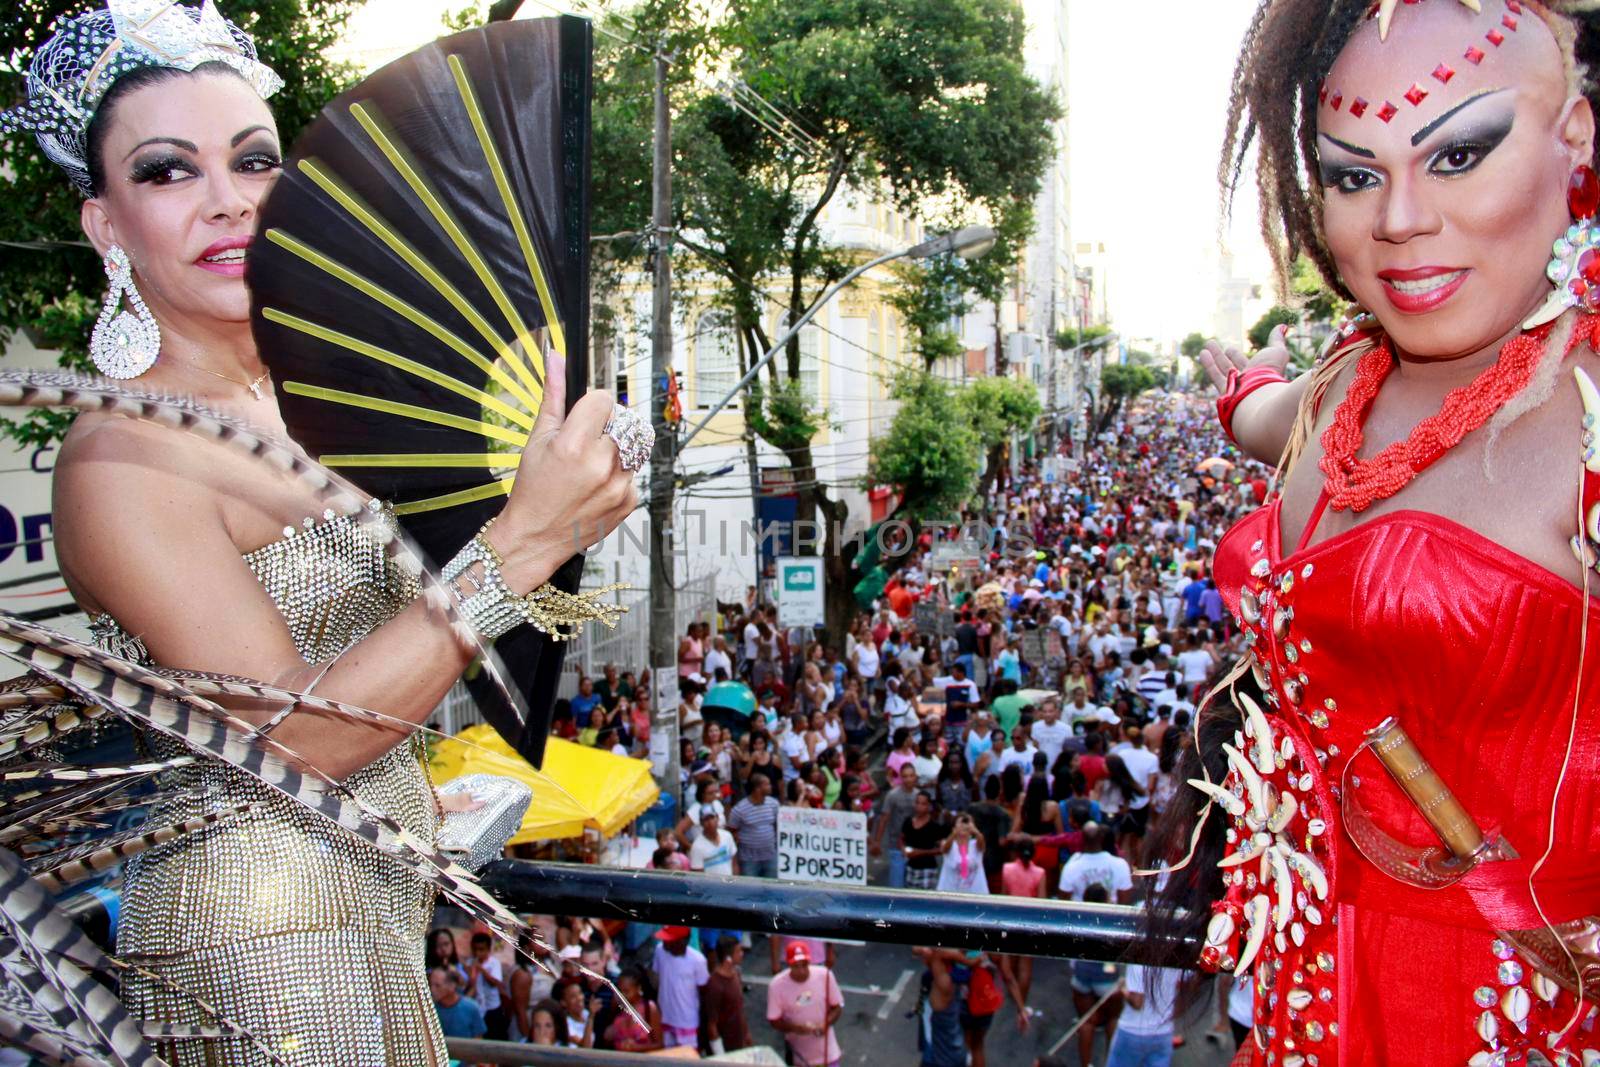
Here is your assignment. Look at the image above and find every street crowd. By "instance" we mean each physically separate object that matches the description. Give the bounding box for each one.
[430,391,1271,1066]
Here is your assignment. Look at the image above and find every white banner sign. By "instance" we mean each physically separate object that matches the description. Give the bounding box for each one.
[777,806,868,885]
[775,557,825,629]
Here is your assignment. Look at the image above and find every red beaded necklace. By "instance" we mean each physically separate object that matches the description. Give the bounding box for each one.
[1319,323,1564,513]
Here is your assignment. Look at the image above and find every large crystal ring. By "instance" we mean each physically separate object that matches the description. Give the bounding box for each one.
[603,403,654,472]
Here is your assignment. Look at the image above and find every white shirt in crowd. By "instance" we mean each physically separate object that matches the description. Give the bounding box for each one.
[1118,965,1180,1036]
[1059,850,1133,902]
[854,641,881,680]
[886,690,917,732]
[1030,718,1072,765]
[469,955,504,1012]
[743,622,762,661]
[689,830,739,876]
[1118,746,1160,810]
[997,744,1039,778]
[1176,648,1214,685]
[704,645,733,680]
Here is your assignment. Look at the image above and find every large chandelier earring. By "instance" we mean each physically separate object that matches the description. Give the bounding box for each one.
[89,245,160,378]
[1527,165,1600,329]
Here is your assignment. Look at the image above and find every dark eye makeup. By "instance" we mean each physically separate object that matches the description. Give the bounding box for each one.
[1317,114,1514,194]
[127,145,282,186]
[1425,117,1513,177]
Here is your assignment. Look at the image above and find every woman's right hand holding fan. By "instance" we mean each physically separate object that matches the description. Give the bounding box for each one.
[490,352,640,593]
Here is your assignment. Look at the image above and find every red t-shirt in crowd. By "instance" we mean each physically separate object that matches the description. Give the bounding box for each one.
[1080,754,1108,794]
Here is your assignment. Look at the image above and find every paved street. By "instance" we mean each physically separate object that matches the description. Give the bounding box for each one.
[730,933,1236,1067]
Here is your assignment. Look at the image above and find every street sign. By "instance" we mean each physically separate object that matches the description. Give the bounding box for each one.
[776,557,825,628]
[777,806,868,885]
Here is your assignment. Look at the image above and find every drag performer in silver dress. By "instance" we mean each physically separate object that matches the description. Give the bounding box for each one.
[0,2,648,1063]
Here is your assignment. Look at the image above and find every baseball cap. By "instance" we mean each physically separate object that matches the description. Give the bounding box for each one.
[689,760,715,778]
[558,944,583,960]
[1094,707,1121,725]
[785,942,812,964]
[654,925,692,942]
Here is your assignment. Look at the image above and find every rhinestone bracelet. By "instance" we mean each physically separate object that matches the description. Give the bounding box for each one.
[440,521,628,642]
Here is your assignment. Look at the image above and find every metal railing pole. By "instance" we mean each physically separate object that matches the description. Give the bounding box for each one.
[479,860,1190,963]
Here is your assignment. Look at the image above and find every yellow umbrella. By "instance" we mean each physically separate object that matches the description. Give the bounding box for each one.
[430,725,660,844]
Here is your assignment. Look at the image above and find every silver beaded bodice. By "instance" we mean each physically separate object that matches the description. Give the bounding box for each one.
[242,505,421,663]
[102,505,446,1066]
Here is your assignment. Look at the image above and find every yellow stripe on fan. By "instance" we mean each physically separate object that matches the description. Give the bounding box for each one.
[321,453,513,468]
[261,309,533,430]
[263,227,540,414]
[282,382,528,446]
[393,477,516,516]
[347,102,545,399]
[448,53,568,363]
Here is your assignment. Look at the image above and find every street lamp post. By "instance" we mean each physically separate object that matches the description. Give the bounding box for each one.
[678,225,998,450]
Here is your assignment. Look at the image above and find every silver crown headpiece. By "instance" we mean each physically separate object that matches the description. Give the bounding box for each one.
[0,0,283,195]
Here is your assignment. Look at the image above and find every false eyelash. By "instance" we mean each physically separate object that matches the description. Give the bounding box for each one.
[237,151,283,172]
[129,155,194,184]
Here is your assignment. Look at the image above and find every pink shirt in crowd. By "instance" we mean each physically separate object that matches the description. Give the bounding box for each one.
[767,965,843,1067]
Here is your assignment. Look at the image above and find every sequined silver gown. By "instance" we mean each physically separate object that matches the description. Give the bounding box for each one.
[96,509,446,1066]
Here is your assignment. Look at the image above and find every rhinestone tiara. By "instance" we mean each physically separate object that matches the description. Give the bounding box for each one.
[0,0,283,196]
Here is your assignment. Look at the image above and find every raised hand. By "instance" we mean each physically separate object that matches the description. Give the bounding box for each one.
[492,351,641,589]
[1197,325,1292,394]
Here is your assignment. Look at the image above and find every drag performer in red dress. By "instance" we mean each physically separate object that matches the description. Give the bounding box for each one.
[1150,1,1600,1063]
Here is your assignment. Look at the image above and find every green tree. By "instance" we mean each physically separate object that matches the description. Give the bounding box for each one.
[866,370,980,519]
[1180,331,1207,359]
[592,0,1057,635]
[0,0,364,446]
[1292,253,1349,326]
[960,374,1040,498]
[1247,305,1300,352]
[1096,362,1156,433]
[1054,323,1111,351]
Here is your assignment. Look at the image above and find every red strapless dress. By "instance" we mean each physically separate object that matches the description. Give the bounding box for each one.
[1210,496,1600,1064]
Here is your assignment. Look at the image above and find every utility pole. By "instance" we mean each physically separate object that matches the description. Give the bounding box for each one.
[647,47,679,799]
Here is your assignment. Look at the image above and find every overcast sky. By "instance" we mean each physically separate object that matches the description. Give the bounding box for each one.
[1068,0,1275,345]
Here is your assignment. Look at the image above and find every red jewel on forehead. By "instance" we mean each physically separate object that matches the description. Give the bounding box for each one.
[1329,92,1344,111]
[1349,97,1369,118]
[1465,44,1486,63]
[1377,101,1399,122]
[1432,63,1454,84]
[1403,83,1428,106]
[1486,28,1505,45]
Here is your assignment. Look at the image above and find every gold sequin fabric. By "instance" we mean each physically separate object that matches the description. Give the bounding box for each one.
[103,507,446,1066]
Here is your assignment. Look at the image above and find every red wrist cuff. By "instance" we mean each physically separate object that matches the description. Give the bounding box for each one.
[1217,365,1289,446]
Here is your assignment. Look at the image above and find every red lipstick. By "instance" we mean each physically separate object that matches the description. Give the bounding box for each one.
[1376,265,1470,315]
[195,235,252,277]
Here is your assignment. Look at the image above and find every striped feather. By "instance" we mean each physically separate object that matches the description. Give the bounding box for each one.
[0,617,526,936]
[0,757,194,784]
[0,775,155,846]
[0,701,108,761]
[28,804,258,893]
[0,850,161,1066]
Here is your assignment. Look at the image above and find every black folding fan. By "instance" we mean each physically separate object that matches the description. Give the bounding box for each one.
[248,16,593,765]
